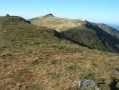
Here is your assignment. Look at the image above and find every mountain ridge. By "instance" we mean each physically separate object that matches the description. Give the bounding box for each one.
[30,14,119,53]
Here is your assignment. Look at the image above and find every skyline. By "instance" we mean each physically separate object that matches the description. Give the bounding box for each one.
[0,0,119,24]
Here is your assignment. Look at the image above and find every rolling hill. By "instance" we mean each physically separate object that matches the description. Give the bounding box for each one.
[30,14,119,53]
[30,14,84,32]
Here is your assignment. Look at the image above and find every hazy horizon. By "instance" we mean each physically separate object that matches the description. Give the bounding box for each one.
[1,0,119,24]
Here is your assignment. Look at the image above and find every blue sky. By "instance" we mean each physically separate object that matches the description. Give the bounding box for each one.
[0,0,119,24]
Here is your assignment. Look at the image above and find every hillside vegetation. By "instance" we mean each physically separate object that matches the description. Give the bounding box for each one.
[0,16,119,90]
[30,14,119,53]
[30,14,84,32]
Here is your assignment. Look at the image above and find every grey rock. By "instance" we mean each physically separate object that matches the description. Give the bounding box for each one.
[78,80,100,90]
[79,80,96,88]
[116,69,119,74]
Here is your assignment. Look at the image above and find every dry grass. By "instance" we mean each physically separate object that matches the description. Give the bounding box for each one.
[0,16,119,90]
[30,16,84,32]
[0,41,119,90]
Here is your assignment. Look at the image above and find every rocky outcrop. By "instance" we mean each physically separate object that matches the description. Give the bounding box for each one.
[44,13,54,17]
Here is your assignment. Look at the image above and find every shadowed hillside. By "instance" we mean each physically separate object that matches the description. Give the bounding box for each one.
[30,14,119,53]
[94,23,119,39]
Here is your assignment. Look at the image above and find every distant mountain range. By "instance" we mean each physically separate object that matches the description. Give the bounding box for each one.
[30,14,119,53]
[108,24,119,31]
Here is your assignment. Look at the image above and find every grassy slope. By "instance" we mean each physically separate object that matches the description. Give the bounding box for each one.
[0,16,119,90]
[30,16,119,53]
[30,16,84,31]
[60,23,119,53]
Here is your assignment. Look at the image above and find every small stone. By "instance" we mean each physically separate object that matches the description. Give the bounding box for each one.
[78,80,100,90]
[79,80,96,88]
[116,69,119,74]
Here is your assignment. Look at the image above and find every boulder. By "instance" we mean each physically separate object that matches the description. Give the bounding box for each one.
[78,80,99,90]
[79,80,96,88]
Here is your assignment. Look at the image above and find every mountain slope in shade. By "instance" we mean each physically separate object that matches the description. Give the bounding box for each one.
[30,14,119,53]
[94,23,119,39]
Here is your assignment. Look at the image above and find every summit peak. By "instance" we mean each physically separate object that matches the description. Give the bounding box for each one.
[44,13,54,17]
